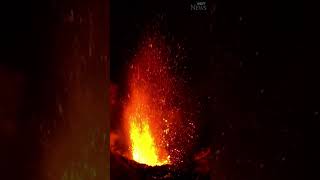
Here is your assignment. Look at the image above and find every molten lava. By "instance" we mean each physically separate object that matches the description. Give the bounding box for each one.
[129,112,169,166]
[123,39,173,166]
[123,34,196,167]
[126,76,171,166]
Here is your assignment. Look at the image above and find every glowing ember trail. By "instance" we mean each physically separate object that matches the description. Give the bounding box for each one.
[123,34,196,167]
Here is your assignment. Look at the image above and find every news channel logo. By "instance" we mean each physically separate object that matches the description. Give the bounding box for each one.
[190,1,207,11]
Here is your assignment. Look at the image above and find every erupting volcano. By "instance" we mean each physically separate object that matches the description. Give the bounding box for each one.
[121,34,197,167]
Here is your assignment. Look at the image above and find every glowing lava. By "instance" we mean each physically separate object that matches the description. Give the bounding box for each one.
[123,34,196,167]
[124,38,173,166]
[129,110,169,166]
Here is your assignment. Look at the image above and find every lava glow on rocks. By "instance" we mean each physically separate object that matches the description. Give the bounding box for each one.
[123,34,196,167]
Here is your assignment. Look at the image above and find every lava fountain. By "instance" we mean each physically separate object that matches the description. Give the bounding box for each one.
[122,34,196,167]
